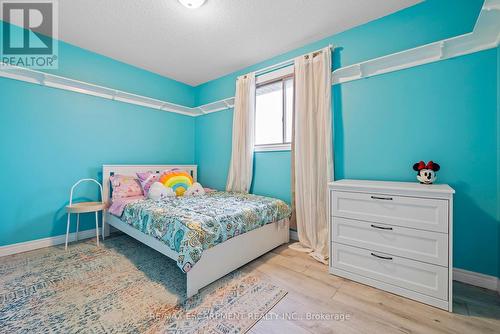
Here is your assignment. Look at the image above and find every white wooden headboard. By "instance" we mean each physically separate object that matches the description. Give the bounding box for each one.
[102,164,197,204]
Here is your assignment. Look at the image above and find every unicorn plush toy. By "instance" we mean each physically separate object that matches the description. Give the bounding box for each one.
[148,182,175,200]
[185,182,205,196]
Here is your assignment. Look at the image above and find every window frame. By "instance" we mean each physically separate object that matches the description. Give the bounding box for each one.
[254,66,294,152]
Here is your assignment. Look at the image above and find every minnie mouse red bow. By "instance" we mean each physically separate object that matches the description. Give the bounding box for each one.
[416,161,436,171]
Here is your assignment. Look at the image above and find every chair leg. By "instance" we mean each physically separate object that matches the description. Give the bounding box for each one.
[65,213,71,250]
[95,211,100,247]
[75,213,80,241]
[102,214,107,240]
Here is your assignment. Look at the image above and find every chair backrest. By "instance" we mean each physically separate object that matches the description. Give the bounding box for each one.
[69,178,103,206]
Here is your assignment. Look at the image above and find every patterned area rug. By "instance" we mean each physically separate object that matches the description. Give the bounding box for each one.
[0,235,286,333]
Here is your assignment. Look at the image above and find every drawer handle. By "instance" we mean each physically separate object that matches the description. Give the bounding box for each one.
[370,224,393,230]
[371,195,393,201]
[371,252,393,260]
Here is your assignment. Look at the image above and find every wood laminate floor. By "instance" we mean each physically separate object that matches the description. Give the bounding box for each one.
[244,244,500,334]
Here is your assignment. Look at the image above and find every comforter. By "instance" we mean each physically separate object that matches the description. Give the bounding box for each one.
[118,191,291,272]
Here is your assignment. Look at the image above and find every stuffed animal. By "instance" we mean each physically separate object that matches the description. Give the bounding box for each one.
[184,182,205,196]
[148,182,175,200]
[413,161,440,184]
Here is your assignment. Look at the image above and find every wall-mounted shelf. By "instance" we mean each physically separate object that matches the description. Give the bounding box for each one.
[1,0,498,117]
[0,63,229,117]
[43,74,116,99]
[195,97,235,115]
[332,0,499,84]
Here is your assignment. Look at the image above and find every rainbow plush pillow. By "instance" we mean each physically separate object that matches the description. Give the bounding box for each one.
[159,170,193,196]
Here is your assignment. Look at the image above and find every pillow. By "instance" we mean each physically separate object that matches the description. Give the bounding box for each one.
[136,171,160,196]
[159,170,193,196]
[109,174,143,200]
[148,182,176,200]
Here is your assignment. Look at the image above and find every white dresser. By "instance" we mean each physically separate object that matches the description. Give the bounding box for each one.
[329,179,454,311]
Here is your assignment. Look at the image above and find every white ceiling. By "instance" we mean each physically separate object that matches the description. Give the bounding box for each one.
[57,0,420,86]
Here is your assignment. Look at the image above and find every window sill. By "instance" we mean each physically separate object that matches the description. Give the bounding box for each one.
[254,143,291,152]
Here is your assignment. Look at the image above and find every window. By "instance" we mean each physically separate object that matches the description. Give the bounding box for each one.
[254,72,293,151]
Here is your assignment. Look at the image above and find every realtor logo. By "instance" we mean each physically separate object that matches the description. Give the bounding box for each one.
[1,0,58,68]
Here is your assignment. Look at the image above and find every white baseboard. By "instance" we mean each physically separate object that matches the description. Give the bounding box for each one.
[453,268,500,293]
[0,228,101,257]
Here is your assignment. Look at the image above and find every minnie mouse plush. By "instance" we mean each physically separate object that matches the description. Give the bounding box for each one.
[413,161,440,184]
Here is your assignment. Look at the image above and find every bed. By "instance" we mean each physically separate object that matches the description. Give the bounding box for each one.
[102,164,290,298]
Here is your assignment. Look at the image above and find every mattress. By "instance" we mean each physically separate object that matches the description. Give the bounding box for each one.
[117,191,291,272]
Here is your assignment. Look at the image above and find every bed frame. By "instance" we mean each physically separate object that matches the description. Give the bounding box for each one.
[102,165,289,298]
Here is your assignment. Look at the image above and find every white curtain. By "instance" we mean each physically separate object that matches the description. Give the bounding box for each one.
[226,72,256,193]
[290,47,333,264]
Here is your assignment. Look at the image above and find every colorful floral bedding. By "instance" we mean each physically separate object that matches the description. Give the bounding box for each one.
[118,191,291,273]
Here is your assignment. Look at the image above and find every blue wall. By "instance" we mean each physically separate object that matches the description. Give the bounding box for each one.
[0,29,195,246]
[497,45,500,278]
[194,0,500,277]
[47,42,194,107]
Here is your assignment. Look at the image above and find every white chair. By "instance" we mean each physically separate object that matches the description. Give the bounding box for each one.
[65,178,106,250]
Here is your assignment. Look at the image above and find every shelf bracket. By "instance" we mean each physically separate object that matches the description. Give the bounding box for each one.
[39,72,47,85]
[438,41,446,59]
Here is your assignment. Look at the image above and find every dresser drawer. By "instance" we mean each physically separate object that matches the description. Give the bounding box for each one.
[332,217,448,266]
[332,243,448,300]
[331,191,448,233]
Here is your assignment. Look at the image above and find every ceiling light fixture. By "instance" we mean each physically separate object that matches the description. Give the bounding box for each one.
[178,0,206,9]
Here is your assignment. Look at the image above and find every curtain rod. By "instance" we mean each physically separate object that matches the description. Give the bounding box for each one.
[254,44,334,76]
